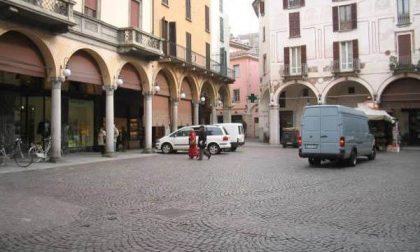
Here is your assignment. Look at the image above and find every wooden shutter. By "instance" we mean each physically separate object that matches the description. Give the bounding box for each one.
[284,47,290,65]
[398,34,411,65]
[301,0,305,7]
[332,6,338,32]
[333,42,340,62]
[352,40,358,60]
[351,3,357,29]
[206,43,210,70]
[205,6,210,31]
[130,0,140,28]
[301,45,307,64]
[186,32,192,63]
[169,22,177,56]
[289,12,300,37]
[283,0,288,9]
[85,0,97,10]
[260,1,265,15]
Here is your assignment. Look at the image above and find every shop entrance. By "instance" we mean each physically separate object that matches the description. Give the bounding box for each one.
[408,110,420,145]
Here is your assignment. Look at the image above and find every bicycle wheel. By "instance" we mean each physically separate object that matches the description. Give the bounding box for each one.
[14,146,33,167]
[29,145,43,163]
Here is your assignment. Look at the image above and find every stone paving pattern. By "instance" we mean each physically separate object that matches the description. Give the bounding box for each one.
[0,144,419,251]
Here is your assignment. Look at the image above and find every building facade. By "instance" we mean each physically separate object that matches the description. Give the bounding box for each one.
[253,0,420,146]
[218,39,260,138]
[0,0,234,161]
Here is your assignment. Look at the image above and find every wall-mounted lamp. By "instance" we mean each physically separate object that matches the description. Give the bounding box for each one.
[61,57,71,81]
[154,83,161,93]
[200,96,206,103]
[180,92,186,99]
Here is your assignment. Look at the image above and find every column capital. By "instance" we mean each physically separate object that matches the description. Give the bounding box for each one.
[142,90,154,96]
[50,78,62,89]
[269,104,279,110]
[170,97,180,103]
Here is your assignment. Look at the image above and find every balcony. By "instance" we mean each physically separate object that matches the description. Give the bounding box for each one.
[118,28,163,60]
[397,13,410,26]
[0,0,76,33]
[389,55,420,74]
[282,63,308,81]
[331,58,360,77]
[161,41,235,82]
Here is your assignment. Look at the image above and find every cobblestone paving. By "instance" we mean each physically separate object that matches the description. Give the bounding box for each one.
[0,144,419,251]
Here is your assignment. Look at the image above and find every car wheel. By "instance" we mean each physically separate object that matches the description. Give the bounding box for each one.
[161,143,173,154]
[282,144,287,148]
[348,150,357,167]
[367,147,376,160]
[308,158,321,166]
[208,143,220,155]
[231,146,237,152]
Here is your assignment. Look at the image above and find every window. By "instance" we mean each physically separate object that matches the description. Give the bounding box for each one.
[279,92,286,108]
[302,88,309,97]
[234,64,240,79]
[206,43,211,69]
[263,54,267,75]
[290,47,302,75]
[220,17,224,42]
[340,41,353,71]
[348,87,355,94]
[289,12,300,37]
[233,89,240,102]
[84,0,97,18]
[205,6,210,32]
[186,0,191,20]
[254,117,259,123]
[397,0,410,25]
[175,128,190,137]
[398,34,412,65]
[130,0,141,28]
[263,26,266,42]
[260,1,265,16]
[162,0,168,6]
[333,4,357,32]
[283,0,304,9]
[219,0,223,12]
[186,32,192,63]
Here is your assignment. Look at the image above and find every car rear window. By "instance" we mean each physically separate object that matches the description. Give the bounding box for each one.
[207,127,223,135]
[238,125,244,134]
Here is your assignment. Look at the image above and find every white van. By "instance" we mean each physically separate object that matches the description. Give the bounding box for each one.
[214,123,245,151]
[299,105,376,166]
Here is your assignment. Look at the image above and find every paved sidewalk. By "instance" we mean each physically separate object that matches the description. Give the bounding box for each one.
[0,150,157,175]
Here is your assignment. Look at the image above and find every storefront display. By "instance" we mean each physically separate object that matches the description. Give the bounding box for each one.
[67,99,94,149]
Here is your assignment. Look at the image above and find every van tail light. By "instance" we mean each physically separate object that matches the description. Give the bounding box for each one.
[339,136,346,147]
[223,136,229,141]
[298,135,302,147]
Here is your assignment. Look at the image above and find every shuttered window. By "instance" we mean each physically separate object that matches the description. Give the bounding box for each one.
[398,34,411,65]
[186,0,191,20]
[205,6,210,32]
[333,4,357,32]
[260,1,265,16]
[130,0,140,28]
[289,12,300,37]
[283,0,304,9]
[220,17,224,42]
[85,0,97,18]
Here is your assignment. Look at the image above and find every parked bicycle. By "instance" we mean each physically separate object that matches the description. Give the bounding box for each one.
[0,138,33,167]
[29,137,52,163]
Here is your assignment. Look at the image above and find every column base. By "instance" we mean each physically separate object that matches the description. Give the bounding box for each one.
[104,152,115,158]
[49,157,60,163]
[142,148,154,154]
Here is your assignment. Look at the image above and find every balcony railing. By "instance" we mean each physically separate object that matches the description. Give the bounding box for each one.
[118,28,163,57]
[331,58,360,75]
[287,0,302,8]
[163,41,234,80]
[282,63,308,80]
[397,13,410,25]
[389,55,420,74]
[0,0,76,32]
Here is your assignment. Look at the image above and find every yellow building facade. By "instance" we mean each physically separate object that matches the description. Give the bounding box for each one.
[0,0,233,160]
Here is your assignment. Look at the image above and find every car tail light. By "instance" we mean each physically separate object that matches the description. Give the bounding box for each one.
[339,136,345,147]
[298,135,302,146]
[223,136,229,141]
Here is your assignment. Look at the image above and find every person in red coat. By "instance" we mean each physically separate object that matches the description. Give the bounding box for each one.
[188,129,199,159]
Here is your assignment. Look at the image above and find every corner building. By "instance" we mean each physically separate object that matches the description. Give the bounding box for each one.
[253,0,420,146]
[0,0,234,160]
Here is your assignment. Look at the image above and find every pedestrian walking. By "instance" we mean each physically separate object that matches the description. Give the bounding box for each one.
[198,125,211,160]
[188,128,199,159]
[98,126,106,155]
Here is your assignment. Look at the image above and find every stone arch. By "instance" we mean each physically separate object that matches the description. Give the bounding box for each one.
[65,48,111,86]
[153,68,177,98]
[321,77,374,104]
[200,80,217,105]
[377,73,420,103]
[273,81,320,105]
[0,28,57,78]
[117,61,150,91]
[217,85,232,107]
[180,75,199,102]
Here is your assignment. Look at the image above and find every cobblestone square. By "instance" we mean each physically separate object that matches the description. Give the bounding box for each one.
[0,143,419,251]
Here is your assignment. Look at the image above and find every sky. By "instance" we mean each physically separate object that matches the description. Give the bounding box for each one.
[225,0,259,36]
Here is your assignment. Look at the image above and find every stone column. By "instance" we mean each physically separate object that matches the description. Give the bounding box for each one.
[105,87,115,157]
[143,92,153,153]
[211,105,217,124]
[223,106,232,123]
[50,78,62,162]
[269,104,280,145]
[193,102,199,125]
[171,98,179,132]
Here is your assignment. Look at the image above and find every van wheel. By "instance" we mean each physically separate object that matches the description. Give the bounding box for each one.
[367,148,376,160]
[161,143,173,154]
[208,143,220,155]
[308,158,321,166]
[348,150,357,166]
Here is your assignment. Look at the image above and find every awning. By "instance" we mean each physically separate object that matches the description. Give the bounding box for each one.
[356,104,395,123]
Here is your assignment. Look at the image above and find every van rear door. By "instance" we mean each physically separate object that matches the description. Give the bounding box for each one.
[301,107,321,154]
[320,107,340,154]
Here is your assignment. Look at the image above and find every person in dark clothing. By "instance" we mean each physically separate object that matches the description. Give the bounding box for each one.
[198,125,211,160]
